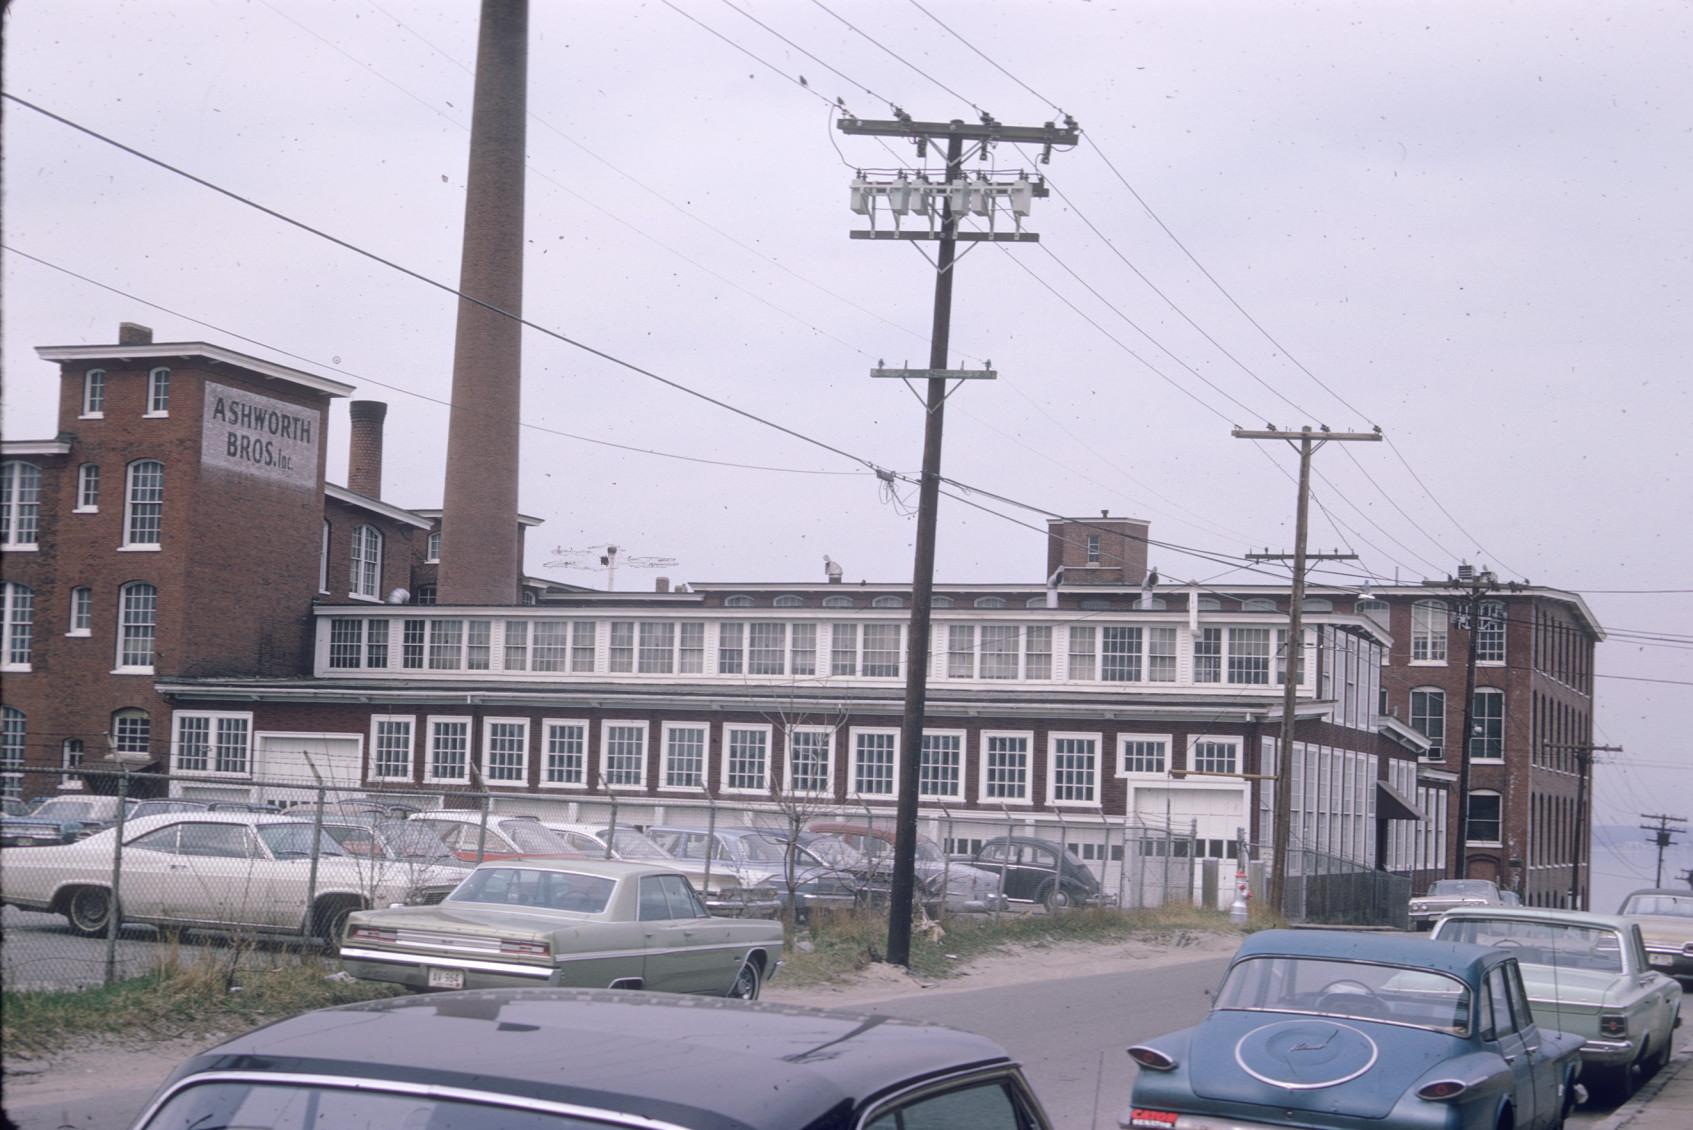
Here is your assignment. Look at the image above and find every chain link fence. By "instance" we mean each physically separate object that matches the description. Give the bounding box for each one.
[1281,840,1413,929]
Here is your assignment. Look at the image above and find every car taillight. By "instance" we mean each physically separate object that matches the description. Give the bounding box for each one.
[1127,1046,1177,1071]
[1417,1080,1468,1101]
[1124,1109,1179,1129]
[501,939,549,957]
[1599,1015,1628,1038]
[347,925,398,944]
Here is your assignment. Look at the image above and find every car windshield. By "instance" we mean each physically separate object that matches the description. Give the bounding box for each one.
[605,829,671,861]
[377,821,458,861]
[804,837,857,867]
[257,822,347,858]
[1436,918,1625,973]
[1215,956,1472,1035]
[448,867,616,913]
[915,839,944,864]
[1621,893,1693,918]
[1426,880,1496,897]
[501,821,575,854]
[31,799,105,820]
[731,834,797,864]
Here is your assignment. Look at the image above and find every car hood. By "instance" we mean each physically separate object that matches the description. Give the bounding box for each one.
[1190,1010,1461,1120]
[1630,917,1693,949]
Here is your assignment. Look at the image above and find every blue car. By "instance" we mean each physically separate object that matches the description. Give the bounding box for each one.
[1126,930,1584,1130]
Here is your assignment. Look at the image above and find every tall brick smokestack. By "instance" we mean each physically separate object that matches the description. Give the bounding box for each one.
[439,0,528,604]
[347,401,388,498]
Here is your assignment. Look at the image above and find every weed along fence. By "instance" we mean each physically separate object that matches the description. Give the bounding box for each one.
[5,764,1252,990]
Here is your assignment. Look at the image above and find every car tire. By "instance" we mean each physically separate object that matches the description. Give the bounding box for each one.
[1643,1034,1670,1079]
[313,900,361,946]
[1041,884,1071,913]
[1588,1059,1638,1106]
[726,959,761,1001]
[65,886,115,938]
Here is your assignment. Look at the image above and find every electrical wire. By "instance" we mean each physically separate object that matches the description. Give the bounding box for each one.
[716,0,901,114]
[904,0,1065,117]
[806,0,985,117]
[658,0,845,112]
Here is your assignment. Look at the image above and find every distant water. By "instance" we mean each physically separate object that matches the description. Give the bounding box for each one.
[1589,823,1693,911]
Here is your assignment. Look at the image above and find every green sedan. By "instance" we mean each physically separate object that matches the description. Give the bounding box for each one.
[339,859,784,999]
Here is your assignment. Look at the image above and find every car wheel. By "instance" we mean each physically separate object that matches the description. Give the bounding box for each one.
[1041,884,1071,913]
[313,901,360,946]
[1588,1059,1638,1106]
[66,887,115,937]
[726,959,761,1001]
[1643,1034,1670,1079]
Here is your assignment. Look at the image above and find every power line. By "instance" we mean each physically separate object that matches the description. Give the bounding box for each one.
[806,0,985,117]
[716,0,901,114]
[658,0,845,112]
[904,0,1065,116]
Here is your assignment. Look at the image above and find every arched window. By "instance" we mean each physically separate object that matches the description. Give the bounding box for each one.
[1477,600,1506,663]
[871,595,904,609]
[117,582,157,669]
[1411,599,1448,662]
[773,595,804,608]
[973,596,1007,609]
[82,369,106,416]
[1195,596,1222,611]
[112,708,151,759]
[426,530,442,563]
[1080,598,1111,611]
[69,586,92,635]
[1,582,33,667]
[822,595,854,609]
[930,596,954,609]
[123,460,165,546]
[76,464,101,511]
[1466,791,1503,845]
[1242,598,1278,613]
[1,706,24,798]
[1139,596,1168,610]
[1355,598,1388,615]
[1025,596,1047,609]
[723,595,755,608]
[1,462,42,547]
[1469,689,1505,759]
[350,525,382,598]
[1301,598,1333,612]
[147,367,171,415]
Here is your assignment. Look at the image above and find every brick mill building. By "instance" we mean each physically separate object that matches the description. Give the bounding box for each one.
[1,324,1601,906]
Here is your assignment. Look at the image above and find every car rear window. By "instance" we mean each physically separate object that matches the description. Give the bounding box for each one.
[141,1080,610,1128]
[1622,894,1693,918]
[449,867,616,913]
[1216,956,1472,1035]
[1435,918,1626,973]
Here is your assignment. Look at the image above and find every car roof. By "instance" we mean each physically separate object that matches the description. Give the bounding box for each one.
[119,811,309,835]
[410,810,532,825]
[466,857,680,879]
[1437,906,1637,931]
[161,989,1014,1130]
[1621,888,1693,899]
[1235,929,1504,981]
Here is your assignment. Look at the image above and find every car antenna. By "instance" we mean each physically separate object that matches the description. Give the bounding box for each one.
[1089,1049,1106,1130]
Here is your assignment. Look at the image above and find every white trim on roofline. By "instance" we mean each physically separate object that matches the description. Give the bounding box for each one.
[36,342,355,397]
[1,440,72,456]
[324,484,434,529]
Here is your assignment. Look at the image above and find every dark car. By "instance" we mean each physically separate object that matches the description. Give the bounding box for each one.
[965,835,1107,911]
[128,988,1055,1129]
[0,794,132,846]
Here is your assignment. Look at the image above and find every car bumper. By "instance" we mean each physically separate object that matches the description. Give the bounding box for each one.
[340,946,557,991]
[703,895,783,918]
[1645,948,1693,978]
[1578,1037,1639,1066]
[1125,1109,1342,1130]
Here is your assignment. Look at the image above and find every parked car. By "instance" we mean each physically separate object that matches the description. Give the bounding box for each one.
[0,794,133,845]
[318,818,473,870]
[1617,888,1693,983]
[963,835,1108,911]
[1408,877,1505,929]
[1127,929,1584,1130]
[807,821,1009,913]
[0,812,463,942]
[647,823,851,919]
[1432,906,1683,1102]
[542,822,783,918]
[283,797,424,821]
[127,987,1056,1130]
[407,811,584,863]
[340,859,784,997]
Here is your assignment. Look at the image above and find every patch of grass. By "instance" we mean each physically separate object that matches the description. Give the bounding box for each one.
[1,944,403,1057]
[781,905,1253,986]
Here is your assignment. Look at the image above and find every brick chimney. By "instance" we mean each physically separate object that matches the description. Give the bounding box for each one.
[347,401,388,499]
[118,322,153,344]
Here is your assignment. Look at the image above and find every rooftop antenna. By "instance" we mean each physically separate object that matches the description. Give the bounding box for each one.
[547,543,678,592]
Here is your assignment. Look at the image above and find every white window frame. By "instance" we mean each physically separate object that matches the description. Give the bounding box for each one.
[0,462,42,550]
[978,730,1034,805]
[848,726,900,800]
[68,586,92,637]
[75,463,100,512]
[367,714,416,782]
[112,708,151,761]
[1188,734,1243,777]
[1410,687,1446,760]
[1411,599,1449,664]
[81,369,106,417]
[1466,789,1504,846]
[480,717,530,786]
[784,725,836,796]
[539,718,589,788]
[145,367,171,416]
[1116,733,1173,777]
[121,460,164,550]
[113,581,157,673]
[1477,600,1507,665]
[171,710,254,778]
[1469,689,1506,762]
[599,719,648,790]
[918,728,966,801]
[423,715,472,784]
[425,529,441,563]
[319,520,330,594]
[349,524,383,600]
[1047,731,1102,807]
[659,721,710,792]
[1,582,33,670]
[60,738,85,789]
[720,722,773,796]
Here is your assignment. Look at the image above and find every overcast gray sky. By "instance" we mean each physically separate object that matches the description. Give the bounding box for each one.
[4,1,1688,834]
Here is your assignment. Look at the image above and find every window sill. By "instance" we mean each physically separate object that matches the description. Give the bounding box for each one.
[537,780,588,790]
[345,593,383,603]
[0,663,32,673]
[65,630,92,638]
[1467,839,1504,848]
[79,412,105,420]
[117,544,162,553]
[1469,757,1506,764]
[659,783,709,793]
[171,769,253,780]
[422,777,471,786]
[143,411,170,419]
[1050,798,1103,809]
[1409,659,1449,667]
[1,545,39,553]
[1478,660,1507,667]
[73,506,99,514]
[111,667,156,675]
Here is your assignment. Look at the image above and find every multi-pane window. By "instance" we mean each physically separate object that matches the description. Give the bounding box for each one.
[2,583,32,666]
[466,620,491,670]
[147,367,171,414]
[716,622,743,674]
[853,730,897,796]
[123,460,164,546]
[1,707,25,799]
[542,721,587,786]
[980,625,1020,679]
[1147,627,1177,681]
[1467,792,1503,844]
[602,723,646,787]
[427,619,464,669]
[402,621,425,668]
[1,462,42,547]
[1050,735,1098,804]
[748,623,786,675]
[173,712,249,775]
[788,727,833,793]
[1086,533,1101,563]
[413,585,437,605]
[1068,626,1096,680]
[919,732,963,799]
[1470,690,1505,759]
[662,724,707,788]
[638,622,676,673]
[724,726,769,792]
[114,709,150,758]
[117,582,157,669]
[77,464,100,510]
[61,738,84,786]
[862,624,901,677]
[1194,627,1222,683]
[570,620,596,671]
[982,734,1030,801]
[371,717,414,780]
[504,621,530,669]
[426,530,441,562]
[1121,738,1168,775]
[1102,627,1142,681]
[483,719,528,782]
[83,369,106,415]
[1227,629,1271,684]
[328,618,391,669]
[1025,626,1052,679]
[529,621,568,671]
[349,525,382,598]
[830,623,857,675]
[789,623,816,675]
[1410,688,1446,758]
[1412,600,1449,662]
[1477,600,1507,663]
[1192,739,1239,775]
[947,625,977,678]
[66,586,91,635]
[427,718,470,781]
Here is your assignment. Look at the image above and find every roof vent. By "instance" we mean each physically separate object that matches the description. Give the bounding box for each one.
[1456,562,1476,582]
[118,322,154,345]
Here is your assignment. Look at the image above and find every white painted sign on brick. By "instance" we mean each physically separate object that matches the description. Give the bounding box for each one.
[202,382,320,489]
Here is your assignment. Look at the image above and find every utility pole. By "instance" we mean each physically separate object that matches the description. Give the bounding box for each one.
[1641,813,1687,888]
[1432,565,1499,882]
[1678,868,1693,892]
[1546,741,1621,909]
[1234,424,1380,917]
[839,113,1078,967]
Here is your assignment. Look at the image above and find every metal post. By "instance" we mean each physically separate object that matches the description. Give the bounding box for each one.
[304,782,327,939]
[940,803,954,919]
[103,767,131,986]
[475,790,491,866]
[1054,807,1068,913]
[604,789,619,860]
[703,796,718,898]
[1118,811,1129,910]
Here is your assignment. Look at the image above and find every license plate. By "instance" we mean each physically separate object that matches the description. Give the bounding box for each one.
[17,837,38,846]
[1649,954,1673,968]
[427,967,465,989]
